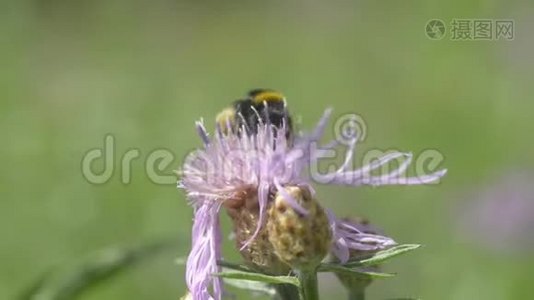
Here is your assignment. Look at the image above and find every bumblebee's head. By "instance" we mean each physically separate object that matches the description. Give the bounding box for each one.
[216,89,293,140]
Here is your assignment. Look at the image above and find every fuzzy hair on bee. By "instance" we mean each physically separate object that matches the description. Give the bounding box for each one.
[215,89,293,140]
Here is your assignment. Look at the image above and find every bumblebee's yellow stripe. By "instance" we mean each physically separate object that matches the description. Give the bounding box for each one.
[251,91,285,104]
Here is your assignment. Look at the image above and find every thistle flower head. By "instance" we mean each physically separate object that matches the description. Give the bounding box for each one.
[267,186,331,269]
[180,117,314,299]
[179,109,446,300]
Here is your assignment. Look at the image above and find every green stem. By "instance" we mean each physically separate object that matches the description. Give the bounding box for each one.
[274,283,301,300]
[348,290,365,300]
[296,269,319,300]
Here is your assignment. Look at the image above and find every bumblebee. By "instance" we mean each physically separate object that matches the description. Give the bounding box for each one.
[216,89,293,139]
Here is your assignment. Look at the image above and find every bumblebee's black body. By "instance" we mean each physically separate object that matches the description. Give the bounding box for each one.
[234,89,292,135]
[217,89,293,140]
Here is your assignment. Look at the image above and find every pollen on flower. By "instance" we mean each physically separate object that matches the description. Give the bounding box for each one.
[267,186,331,269]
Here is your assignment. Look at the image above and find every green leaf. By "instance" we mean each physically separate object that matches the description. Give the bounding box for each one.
[217,260,255,273]
[344,244,421,268]
[318,264,395,278]
[317,244,420,281]
[223,278,276,296]
[212,270,300,287]
[19,240,178,300]
[215,262,278,296]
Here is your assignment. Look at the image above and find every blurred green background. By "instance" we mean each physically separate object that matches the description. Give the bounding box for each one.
[2,0,533,299]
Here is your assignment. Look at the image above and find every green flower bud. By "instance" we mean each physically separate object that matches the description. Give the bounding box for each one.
[266,186,331,269]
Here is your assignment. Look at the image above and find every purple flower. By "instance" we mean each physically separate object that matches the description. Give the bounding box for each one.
[179,109,446,299]
[328,213,397,263]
